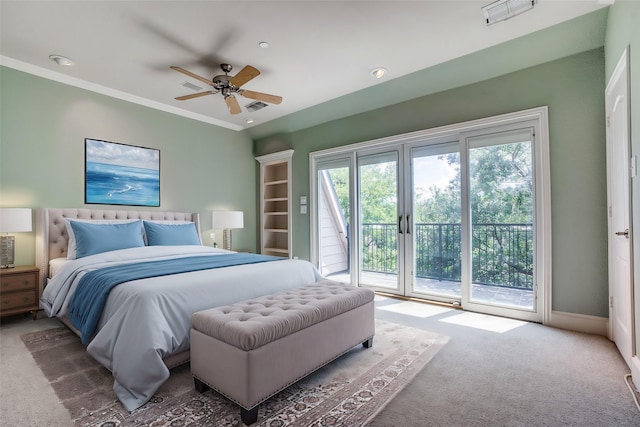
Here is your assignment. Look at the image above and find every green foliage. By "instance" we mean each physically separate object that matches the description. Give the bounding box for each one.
[359,162,397,223]
[414,153,462,224]
[469,141,533,224]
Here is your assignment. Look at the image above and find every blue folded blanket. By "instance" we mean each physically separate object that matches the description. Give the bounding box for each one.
[69,253,280,344]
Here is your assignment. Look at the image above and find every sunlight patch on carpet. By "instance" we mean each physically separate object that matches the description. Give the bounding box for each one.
[378,301,453,318]
[439,312,526,333]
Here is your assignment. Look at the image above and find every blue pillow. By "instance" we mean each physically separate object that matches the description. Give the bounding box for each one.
[143,221,201,246]
[68,220,145,258]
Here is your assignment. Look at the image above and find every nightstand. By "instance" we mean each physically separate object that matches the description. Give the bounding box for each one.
[0,266,40,320]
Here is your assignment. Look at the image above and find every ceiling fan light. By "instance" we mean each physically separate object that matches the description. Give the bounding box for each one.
[370,67,387,79]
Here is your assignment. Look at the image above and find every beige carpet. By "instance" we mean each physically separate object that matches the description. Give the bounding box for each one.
[20,320,448,426]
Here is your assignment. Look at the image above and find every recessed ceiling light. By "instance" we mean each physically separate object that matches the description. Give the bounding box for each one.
[49,54,74,66]
[258,41,269,48]
[370,67,387,79]
[246,118,255,124]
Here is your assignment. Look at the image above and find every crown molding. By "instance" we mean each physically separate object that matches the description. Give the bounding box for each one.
[0,55,243,131]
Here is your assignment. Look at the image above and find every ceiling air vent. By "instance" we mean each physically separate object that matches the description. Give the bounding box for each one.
[245,101,268,112]
[482,0,535,25]
[182,81,203,92]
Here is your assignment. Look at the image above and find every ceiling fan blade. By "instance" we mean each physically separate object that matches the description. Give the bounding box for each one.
[229,65,260,87]
[175,91,216,101]
[239,89,283,105]
[170,66,213,86]
[225,95,241,114]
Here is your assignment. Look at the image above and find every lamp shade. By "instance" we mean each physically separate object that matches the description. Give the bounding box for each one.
[0,208,32,232]
[212,211,244,230]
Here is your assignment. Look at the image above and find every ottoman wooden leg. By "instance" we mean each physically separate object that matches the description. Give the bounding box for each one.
[194,377,211,393]
[241,406,259,425]
[363,337,374,348]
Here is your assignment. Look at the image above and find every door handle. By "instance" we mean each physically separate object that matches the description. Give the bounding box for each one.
[406,214,410,234]
[615,229,629,238]
[398,216,404,234]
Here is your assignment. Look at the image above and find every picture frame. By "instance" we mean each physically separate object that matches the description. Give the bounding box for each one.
[85,138,160,207]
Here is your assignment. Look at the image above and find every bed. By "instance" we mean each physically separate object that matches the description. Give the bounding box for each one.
[35,208,322,412]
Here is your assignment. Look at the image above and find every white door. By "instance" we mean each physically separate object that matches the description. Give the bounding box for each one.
[357,148,404,294]
[606,48,634,368]
[406,141,462,303]
[461,125,542,322]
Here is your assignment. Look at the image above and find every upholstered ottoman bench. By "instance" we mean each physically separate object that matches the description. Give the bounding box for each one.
[190,280,375,425]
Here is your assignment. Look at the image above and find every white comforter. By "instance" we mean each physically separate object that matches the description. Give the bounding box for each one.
[41,246,322,411]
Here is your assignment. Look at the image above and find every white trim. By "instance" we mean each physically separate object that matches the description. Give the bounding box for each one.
[255,149,294,164]
[538,109,553,326]
[310,156,319,267]
[0,55,243,131]
[548,310,609,337]
[310,107,551,158]
[631,356,640,390]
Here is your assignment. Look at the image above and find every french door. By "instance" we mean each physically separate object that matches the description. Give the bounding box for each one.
[312,109,549,322]
[461,125,540,320]
[357,149,403,291]
[406,141,462,303]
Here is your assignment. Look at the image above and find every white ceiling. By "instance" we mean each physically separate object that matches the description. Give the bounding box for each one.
[0,1,608,132]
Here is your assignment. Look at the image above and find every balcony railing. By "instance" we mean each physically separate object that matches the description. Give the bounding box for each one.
[360,222,533,290]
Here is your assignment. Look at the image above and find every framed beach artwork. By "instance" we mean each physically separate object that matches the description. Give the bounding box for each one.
[85,138,160,207]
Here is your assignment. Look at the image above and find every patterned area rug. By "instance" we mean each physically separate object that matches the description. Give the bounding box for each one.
[21,320,448,426]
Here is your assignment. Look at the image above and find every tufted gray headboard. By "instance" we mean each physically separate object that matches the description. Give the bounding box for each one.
[35,208,201,296]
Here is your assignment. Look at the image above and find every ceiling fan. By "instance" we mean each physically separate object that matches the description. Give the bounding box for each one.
[170,63,282,115]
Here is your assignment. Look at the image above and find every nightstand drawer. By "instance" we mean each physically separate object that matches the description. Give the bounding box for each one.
[1,273,37,292]
[1,290,37,310]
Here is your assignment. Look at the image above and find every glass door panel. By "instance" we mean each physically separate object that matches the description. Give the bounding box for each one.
[317,164,351,283]
[467,129,535,311]
[358,151,401,292]
[409,143,461,301]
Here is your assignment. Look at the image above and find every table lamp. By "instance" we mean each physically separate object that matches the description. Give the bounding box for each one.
[0,208,33,268]
[212,211,244,251]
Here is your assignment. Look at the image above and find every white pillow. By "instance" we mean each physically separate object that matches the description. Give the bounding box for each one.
[65,218,143,259]
[49,257,69,277]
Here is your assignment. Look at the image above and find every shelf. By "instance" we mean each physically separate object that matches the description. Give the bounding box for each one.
[264,247,289,254]
[257,150,294,259]
[264,179,288,186]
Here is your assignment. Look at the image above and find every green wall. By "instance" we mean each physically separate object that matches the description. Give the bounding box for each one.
[0,8,615,321]
[605,0,640,355]
[0,66,258,263]
[255,48,608,318]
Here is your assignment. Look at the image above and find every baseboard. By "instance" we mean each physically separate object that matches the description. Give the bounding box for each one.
[631,356,640,387]
[547,310,608,336]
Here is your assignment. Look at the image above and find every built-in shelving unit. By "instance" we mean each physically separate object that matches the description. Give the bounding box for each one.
[256,150,294,257]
